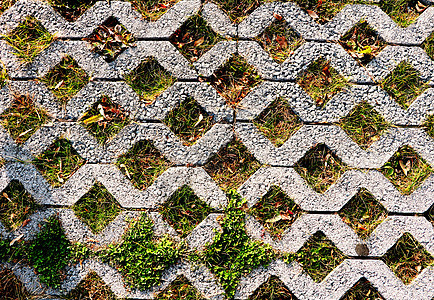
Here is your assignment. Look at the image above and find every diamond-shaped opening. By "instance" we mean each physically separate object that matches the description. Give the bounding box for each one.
[339,20,387,65]
[155,275,205,300]
[341,278,385,300]
[424,114,434,139]
[203,138,261,192]
[125,57,176,105]
[46,0,97,22]
[170,14,223,63]
[249,275,297,300]
[381,146,433,195]
[297,57,349,107]
[255,17,304,64]
[0,180,39,231]
[293,231,347,282]
[0,94,49,144]
[127,0,181,21]
[380,61,429,109]
[39,55,90,105]
[4,16,53,63]
[84,16,136,63]
[422,31,434,60]
[294,144,347,194]
[80,95,130,144]
[211,0,265,23]
[158,185,215,238]
[293,0,367,24]
[253,97,302,147]
[379,0,430,28]
[116,140,173,190]
[427,202,434,226]
[163,97,215,146]
[249,186,303,239]
[339,101,390,150]
[338,189,388,239]
[208,54,263,109]
[382,232,434,284]
[73,182,121,234]
[0,268,30,299]
[67,271,116,300]
[33,138,86,187]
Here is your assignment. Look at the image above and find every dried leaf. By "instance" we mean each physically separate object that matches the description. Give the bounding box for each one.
[273,13,283,21]
[266,215,282,223]
[399,160,411,176]
[194,37,205,47]
[194,114,204,127]
[17,128,33,138]
[10,234,24,246]
[275,35,288,49]
[307,10,319,19]
[54,80,64,90]
[359,45,372,54]
[83,114,104,125]
[22,219,31,227]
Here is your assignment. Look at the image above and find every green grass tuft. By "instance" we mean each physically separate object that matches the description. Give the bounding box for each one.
[382,233,434,284]
[155,275,205,300]
[203,138,261,192]
[163,98,214,146]
[294,144,347,193]
[39,55,89,105]
[339,101,390,149]
[66,271,117,300]
[101,213,185,290]
[424,114,434,139]
[73,182,121,233]
[381,61,428,109]
[33,138,85,187]
[0,66,8,89]
[379,0,429,28]
[0,180,39,231]
[125,57,176,104]
[1,94,48,145]
[4,16,53,63]
[253,97,302,147]
[116,140,173,190]
[423,31,434,60]
[192,192,276,298]
[159,185,216,238]
[127,0,180,21]
[381,146,432,195]
[46,0,97,22]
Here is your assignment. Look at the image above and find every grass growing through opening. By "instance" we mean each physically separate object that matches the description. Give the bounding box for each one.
[339,102,390,149]
[170,14,223,62]
[116,140,173,190]
[73,182,121,233]
[382,233,434,284]
[381,146,432,195]
[249,186,303,239]
[339,21,386,65]
[286,231,347,282]
[4,16,53,63]
[294,144,347,193]
[39,56,89,105]
[65,271,117,300]
[255,18,304,63]
[207,54,262,109]
[210,0,264,23]
[249,276,297,300]
[203,139,261,191]
[0,67,8,88]
[163,98,214,146]
[297,58,349,107]
[0,94,48,144]
[33,139,85,187]
[293,0,372,24]
[380,61,428,109]
[0,180,39,231]
[0,0,15,14]
[341,278,385,300]
[0,268,30,300]
[155,275,205,300]
[80,96,130,144]
[125,57,176,104]
[191,192,276,298]
[84,16,136,63]
[159,185,215,238]
[379,0,429,28]
[127,0,180,21]
[101,213,185,290]
[253,97,302,147]
[423,114,434,139]
[422,31,434,60]
[45,0,97,22]
[338,189,387,239]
